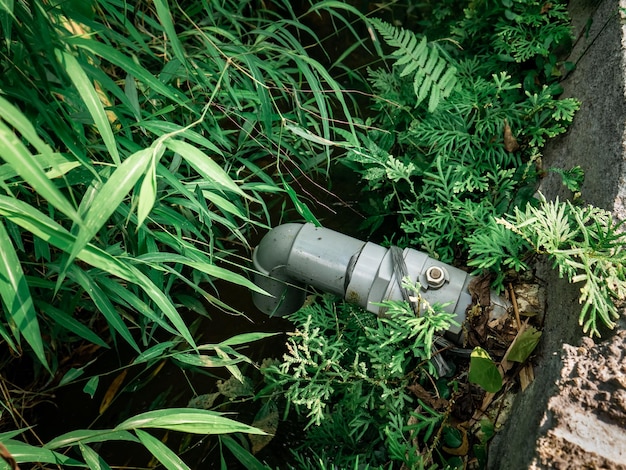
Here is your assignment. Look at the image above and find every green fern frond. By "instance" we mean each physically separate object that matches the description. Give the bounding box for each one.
[370,18,458,112]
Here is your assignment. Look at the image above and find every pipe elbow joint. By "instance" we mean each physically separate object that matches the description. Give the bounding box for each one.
[252,223,307,317]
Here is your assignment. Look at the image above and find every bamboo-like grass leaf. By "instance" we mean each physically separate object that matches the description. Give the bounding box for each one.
[83,376,99,399]
[64,146,156,286]
[55,49,121,165]
[0,196,195,347]
[216,332,279,347]
[114,408,267,435]
[79,442,112,470]
[220,435,268,470]
[137,156,157,228]
[135,252,269,296]
[172,352,244,368]
[98,277,179,337]
[0,119,81,226]
[67,265,140,353]
[0,220,48,370]
[165,139,244,196]
[135,429,190,470]
[153,0,187,68]
[66,37,186,105]
[0,319,17,351]
[2,440,85,466]
[133,341,178,364]
[46,430,139,450]
[0,196,137,281]
[39,301,108,348]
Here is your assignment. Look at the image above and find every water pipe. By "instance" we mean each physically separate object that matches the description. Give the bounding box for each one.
[251,223,509,344]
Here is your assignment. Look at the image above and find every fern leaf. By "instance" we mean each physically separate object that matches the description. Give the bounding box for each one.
[438,67,458,98]
[427,86,441,113]
[370,18,458,113]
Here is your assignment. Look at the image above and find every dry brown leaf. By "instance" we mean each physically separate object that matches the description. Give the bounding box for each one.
[503,119,519,152]
[99,369,128,414]
[407,382,448,410]
[249,406,278,454]
[520,364,535,391]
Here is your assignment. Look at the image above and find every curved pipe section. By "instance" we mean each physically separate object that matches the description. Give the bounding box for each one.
[252,223,508,343]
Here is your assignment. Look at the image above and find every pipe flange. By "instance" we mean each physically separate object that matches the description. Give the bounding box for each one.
[425,266,448,289]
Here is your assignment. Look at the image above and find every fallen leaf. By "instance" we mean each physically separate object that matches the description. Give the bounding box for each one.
[520,364,535,391]
[507,326,542,362]
[249,402,278,454]
[99,369,127,414]
[503,119,519,152]
[407,382,448,410]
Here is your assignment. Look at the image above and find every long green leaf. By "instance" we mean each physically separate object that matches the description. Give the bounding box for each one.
[0,96,59,156]
[46,430,138,450]
[68,265,140,353]
[3,440,84,466]
[152,0,187,67]
[67,146,155,278]
[133,341,177,364]
[0,220,48,370]
[137,155,158,228]
[39,301,109,348]
[125,264,195,347]
[220,435,268,470]
[79,442,112,470]
[0,120,81,225]
[135,252,269,295]
[0,197,195,347]
[98,277,179,337]
[0,196,137,282]
[172,352,244,368]
[114,408,267,435]
[55,49,120,165]
[165,139,245,196]
[66,37,186,104]
[218,332,279,347]
[135,429,191,470]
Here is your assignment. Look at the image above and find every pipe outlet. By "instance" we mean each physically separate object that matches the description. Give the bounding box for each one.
[252,223,509,344]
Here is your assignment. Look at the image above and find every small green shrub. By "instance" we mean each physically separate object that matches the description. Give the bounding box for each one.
[497,195,626,337]
[261,281,457,469]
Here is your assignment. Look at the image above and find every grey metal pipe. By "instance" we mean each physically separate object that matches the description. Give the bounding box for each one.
[252,223,508,343]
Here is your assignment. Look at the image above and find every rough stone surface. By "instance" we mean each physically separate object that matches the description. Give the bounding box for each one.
[488,0,626,468]
[534,332,626,469]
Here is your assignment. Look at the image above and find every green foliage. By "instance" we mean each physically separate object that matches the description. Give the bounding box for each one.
[369,18,458,112]
[0,0,363,467]
[344,0,580,282]
[469,347,502,393]
[498,196,626,337]
[0,408,265,470]
[507,327,542,362]
[262,282,457,468]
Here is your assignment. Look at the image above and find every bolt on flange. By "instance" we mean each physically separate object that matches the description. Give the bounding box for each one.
[425,266,447,289]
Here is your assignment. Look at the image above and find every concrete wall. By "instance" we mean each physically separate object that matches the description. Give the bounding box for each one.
[488,0,626,468]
